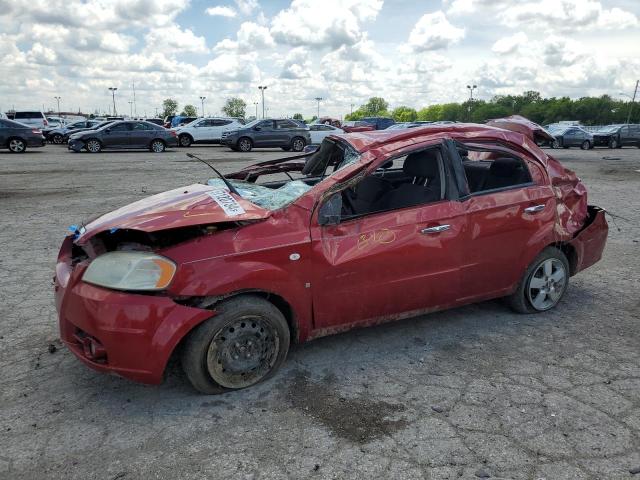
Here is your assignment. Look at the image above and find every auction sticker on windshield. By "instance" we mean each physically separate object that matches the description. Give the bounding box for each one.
[207,189,246,216]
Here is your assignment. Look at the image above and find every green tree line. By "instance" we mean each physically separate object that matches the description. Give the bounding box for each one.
[346,92,639,126]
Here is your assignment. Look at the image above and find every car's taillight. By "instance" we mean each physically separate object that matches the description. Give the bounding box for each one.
[32,129,42,134]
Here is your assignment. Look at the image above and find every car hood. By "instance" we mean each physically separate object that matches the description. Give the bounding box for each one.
[75,183,271,244]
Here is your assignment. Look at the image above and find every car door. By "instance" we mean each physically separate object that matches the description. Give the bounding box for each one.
[309,141,466,330]
[452,140,555,302]
[0,120,8,145]
[192,119,212,142]
[274,120,296,146]
[253,120,277,147]
[620,126,631,146]
[130,122,154,148]
[102,122,131,148]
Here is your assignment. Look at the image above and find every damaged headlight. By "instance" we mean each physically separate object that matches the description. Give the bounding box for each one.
[83,251,176,291]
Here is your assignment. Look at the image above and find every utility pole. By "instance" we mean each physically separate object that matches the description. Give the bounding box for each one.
[315,97,323,119]
[258,86,267,119]
[199,96,206,117]
[54,96,61,120]
[128,101,133,118]
[108,87,118,116]
[350,103,354,115]
[132,82,137,117]
[626,80,639,124]
[254,102,258,119]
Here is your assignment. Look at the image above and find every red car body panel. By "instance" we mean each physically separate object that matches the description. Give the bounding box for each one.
[54,123,607,385]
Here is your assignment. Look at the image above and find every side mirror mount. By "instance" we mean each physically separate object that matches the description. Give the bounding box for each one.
[318,193,343,226]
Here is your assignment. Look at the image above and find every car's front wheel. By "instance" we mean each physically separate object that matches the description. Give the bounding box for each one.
[85,139,101,153]
[609,138,619,149]
[580,140,591,150]
[52,133,64,144]
[291,136,306,152]
[551,139,560,149]
[150,139,166,153]
[181,296,290,394]
[179,134,192,147]
[8,137,26,153]
[507,247,569,314]
[238,137,252,152]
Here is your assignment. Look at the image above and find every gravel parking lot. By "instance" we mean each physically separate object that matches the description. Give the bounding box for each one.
[1,143,639,479]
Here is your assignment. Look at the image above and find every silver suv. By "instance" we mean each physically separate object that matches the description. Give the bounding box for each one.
[10,111,49,129]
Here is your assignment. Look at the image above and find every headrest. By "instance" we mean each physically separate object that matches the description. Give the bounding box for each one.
[403,150,440,178]
[489,157,523,177]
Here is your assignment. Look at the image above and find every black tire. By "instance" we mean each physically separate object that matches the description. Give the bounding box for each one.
[179,134,192,147]
[85,139,101,153]
[52,133,64,144]
[150,139,166,153]
[7,137,26,153]
[609,138,618,149]
[580,140,590,150]
[181,295,290,394]
[551,139,560,149]
[506,247,570,314]
[291,136,306,152]
[281,146,291,151]
[238,137,252,152]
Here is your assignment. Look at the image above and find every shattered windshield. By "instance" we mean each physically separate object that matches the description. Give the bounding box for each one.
[206,178,312,211]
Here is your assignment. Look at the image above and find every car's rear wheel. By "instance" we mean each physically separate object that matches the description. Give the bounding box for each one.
[507,247,569,314]
[291,136,306,152]
[609,138,619,149]
[85,139,101,153]
[181,296,290,394]
[52,133,64,144]
[551,139,560,149]
[150,139,166,153]
[8,137,26,153]
[580,140,591,150]
[179,134,192,147]
[238,137,252,152]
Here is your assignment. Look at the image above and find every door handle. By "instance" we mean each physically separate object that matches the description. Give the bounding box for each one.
[524,204,545,214]
[421,224,450,234]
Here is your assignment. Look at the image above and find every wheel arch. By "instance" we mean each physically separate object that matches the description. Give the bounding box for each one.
[548,241,578,276]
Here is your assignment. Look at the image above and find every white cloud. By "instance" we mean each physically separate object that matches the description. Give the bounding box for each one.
[214,21,274,51]
[404,11,465,52]
[270,0,383,49]
[205,6,237,18]
[145,25,209,54]
[491,32,528,55]
[235,0,259,15]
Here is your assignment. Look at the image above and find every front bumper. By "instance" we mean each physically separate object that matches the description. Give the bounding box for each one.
[68,139,84,151]
[220,136,237,147]
[568,205,608,275]
[54,236,212,384]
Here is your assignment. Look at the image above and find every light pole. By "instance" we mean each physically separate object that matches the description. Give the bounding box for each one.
[199,96,206,117]
[350,103,354,115]
[54,96,61,120]
[258,86,267,119]
[108,87,118,116]
[254,102,258,119]
[620,80,639,124]
[314,97,323,119]
[128,101,133,118]
[466,84,477,121]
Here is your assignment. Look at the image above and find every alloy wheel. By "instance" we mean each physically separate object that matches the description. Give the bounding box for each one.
[526,258,567,311]
[151,140,165,153]
[206,315,280,389]
[239,138,251,152]
[53,134,63,144]
[292,138,305,152]
[9,139,25,153]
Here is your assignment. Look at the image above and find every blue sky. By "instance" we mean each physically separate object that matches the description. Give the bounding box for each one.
[1,0,639,118]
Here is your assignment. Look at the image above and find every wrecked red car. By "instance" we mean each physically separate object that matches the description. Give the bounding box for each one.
[54,124,608,394]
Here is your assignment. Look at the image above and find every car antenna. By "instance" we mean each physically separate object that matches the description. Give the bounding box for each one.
[186,152,241,196]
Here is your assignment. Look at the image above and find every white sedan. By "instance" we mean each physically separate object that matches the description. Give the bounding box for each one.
[309,123,344,144]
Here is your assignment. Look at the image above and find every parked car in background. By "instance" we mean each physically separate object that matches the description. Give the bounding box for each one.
[386,121,433,130]
[54,123,607,393]
[221,118,311,152]
[341,120,375,133]
[68,120,178,153]
[551,126,593,149]
[0,118,46,153]
[46,120,101,144]
[46,116,66,128]
[163,115,176,128]
[144,118,165,127]
[60,120,116,143]
[360,117,396,130]
[174,117,244,147]
[593,124,640,148]
[308,123,344,144]
[171,116,198,128]
[11,111,49,129]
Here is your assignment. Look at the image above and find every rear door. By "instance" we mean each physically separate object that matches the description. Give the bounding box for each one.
[452,140,555,302]
[130,122,155,148]
[274,120,298,145]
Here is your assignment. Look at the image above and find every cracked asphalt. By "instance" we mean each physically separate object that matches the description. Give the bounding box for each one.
[0,144,639,479]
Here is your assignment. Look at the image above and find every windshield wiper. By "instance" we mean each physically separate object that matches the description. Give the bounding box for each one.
[186,153,241,197]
